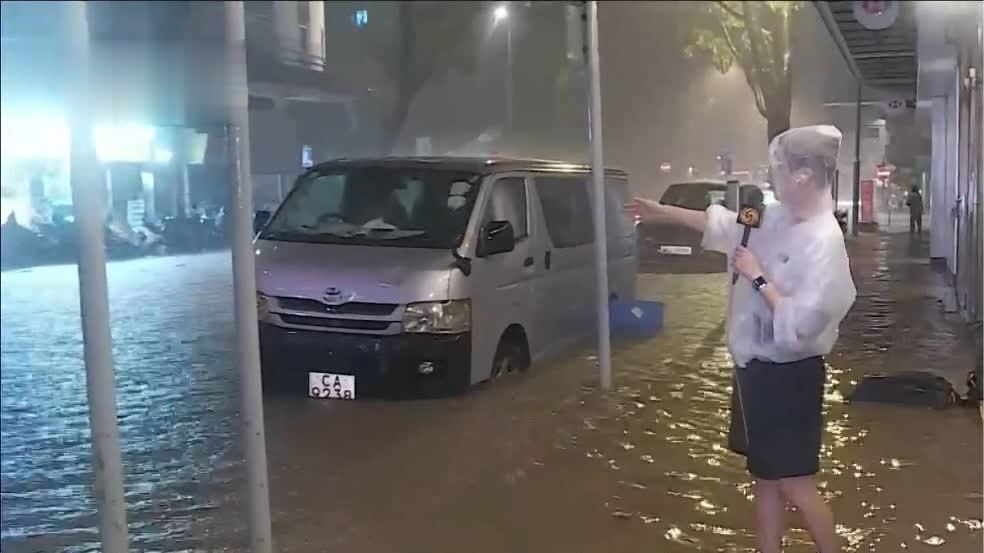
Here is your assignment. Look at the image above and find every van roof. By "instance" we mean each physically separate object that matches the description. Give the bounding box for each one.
[308,156,629,178]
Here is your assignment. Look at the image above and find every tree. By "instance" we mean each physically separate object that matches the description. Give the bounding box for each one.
[684,1,802,143]
[359,2,486,155]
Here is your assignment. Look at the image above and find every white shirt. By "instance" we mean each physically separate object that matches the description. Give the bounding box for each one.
[702,203,857,368]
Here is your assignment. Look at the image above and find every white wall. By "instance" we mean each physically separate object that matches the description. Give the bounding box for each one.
[928,62,960,269]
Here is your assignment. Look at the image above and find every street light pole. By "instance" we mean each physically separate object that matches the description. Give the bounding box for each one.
[506,20,514,131]
[494,4,514,131]
[66,2,129,551]
[225,3,274,552]
[585,0,613,389]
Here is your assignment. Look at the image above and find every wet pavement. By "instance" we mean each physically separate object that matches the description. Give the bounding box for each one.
[838,231,978,394]
[1,233,981,552]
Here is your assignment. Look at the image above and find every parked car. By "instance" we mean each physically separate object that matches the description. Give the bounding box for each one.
[638,181,764,273]
[254,157,638,398]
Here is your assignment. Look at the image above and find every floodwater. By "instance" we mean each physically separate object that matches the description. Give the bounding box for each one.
[1,252,981,552]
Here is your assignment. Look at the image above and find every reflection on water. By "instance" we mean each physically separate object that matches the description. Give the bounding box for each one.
[1,255,981,552]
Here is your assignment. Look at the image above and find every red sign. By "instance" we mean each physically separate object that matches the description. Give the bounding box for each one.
[860,179,875,223]
[862,1,887,15]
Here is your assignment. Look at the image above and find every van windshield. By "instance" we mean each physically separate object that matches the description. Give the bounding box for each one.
[260,167,482,249]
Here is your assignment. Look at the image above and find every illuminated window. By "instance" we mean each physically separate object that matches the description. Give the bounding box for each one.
[353,9,368,28]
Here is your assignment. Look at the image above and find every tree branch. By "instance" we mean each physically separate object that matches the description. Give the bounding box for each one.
[717,22,767,117]
[742,1,776,108]
[770,7,791,82]
[713,1,744,20]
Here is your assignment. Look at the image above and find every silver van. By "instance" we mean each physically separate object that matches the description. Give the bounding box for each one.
[254,157,637,398]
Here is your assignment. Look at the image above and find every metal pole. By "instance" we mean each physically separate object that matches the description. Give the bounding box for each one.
[586,0,612,389]
[105,167,114,215]
[852,81,862,235]
[970,65,981,321]
[947,69,964,280]
[726,179,739,211]
[506,21,514,131]
[66,2,129,551]
[225,2,274,551]
[181,163,192,218]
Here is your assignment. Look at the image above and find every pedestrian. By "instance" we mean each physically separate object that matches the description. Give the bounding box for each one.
[627,125,857,553]
[906,185,924,233]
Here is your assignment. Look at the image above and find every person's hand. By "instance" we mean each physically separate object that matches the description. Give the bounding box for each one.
[733,246,764,282]
[625,197,667,224]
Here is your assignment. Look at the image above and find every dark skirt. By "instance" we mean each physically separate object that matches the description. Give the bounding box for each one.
[728,356,826,481]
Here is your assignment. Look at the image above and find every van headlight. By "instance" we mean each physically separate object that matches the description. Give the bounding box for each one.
[257,292,271,321]
[402,300,471,334]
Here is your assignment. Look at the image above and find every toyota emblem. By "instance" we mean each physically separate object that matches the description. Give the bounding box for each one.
[322,287,346,305]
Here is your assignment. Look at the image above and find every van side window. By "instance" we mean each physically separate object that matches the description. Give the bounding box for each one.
[535,176,593,248]
[484,177,528,239]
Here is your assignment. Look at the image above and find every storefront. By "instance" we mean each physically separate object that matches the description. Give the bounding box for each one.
[0,111,216,228]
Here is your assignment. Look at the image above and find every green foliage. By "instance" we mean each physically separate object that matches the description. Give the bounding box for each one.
[686,27,736,73]
[683,1,802,139]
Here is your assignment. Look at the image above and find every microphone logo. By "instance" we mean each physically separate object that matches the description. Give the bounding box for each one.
[737,206,762,228]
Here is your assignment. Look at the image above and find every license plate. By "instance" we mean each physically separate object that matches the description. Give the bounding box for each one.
[309,372,356,399]
[659,245,692,256]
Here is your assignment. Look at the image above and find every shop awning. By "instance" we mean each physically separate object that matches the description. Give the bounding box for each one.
[815,1,918,98]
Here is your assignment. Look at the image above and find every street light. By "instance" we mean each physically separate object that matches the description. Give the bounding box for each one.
[493,5,509,22]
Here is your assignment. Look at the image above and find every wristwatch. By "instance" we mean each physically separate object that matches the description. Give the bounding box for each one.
[752,275,769,291]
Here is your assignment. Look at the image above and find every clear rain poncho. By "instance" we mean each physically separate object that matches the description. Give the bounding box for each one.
[702,125,857,367]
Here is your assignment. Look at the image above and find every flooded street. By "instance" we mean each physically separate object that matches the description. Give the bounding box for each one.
[2,251,981,552]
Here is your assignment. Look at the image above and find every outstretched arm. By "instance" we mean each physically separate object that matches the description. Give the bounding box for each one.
[626,197,707,233]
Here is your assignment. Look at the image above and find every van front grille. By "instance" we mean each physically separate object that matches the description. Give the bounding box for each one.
[276,297,398,316]
[279,314,392,332]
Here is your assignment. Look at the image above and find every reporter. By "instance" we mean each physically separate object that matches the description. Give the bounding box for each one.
[632,126,856,553]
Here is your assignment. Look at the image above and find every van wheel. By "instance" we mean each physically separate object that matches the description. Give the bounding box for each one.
[490,330,530,380]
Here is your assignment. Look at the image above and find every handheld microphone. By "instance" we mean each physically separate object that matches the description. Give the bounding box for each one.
[732,203,763,285]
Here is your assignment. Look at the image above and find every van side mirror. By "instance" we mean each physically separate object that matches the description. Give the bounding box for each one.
[477,220,515,257]
[253,210,272,234]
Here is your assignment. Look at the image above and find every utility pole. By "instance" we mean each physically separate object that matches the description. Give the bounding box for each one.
[67,1,129,550]
[585,0,612,389]
[225,3,274,551]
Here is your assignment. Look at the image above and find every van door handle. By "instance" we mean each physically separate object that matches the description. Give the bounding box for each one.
[544,251,552,270]
[523,256,535,267]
